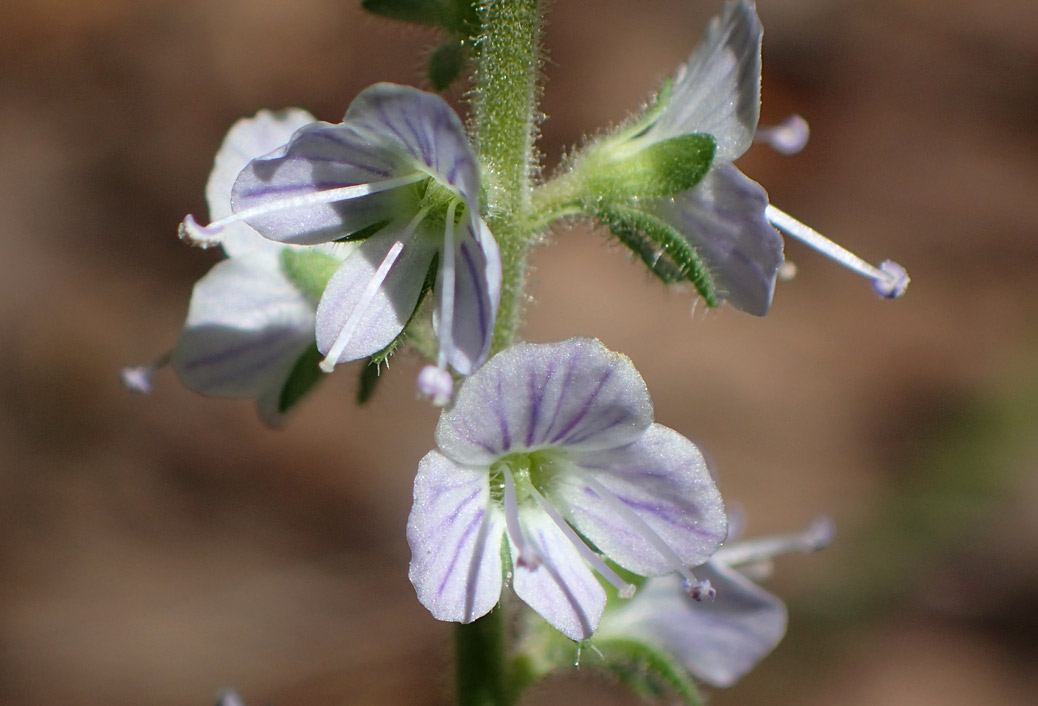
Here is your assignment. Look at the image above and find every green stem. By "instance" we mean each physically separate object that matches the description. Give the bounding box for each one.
[473,0,544,354]
[455,608,512,706]
[456,2,545,705]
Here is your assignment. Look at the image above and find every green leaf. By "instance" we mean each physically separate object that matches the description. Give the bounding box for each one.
[362,0,479,36]
[580,133,716,200]
[279,248,341,305]
[356,360,382,405]
[428,40,468,91]
[594,638,703,706]
[277,344,325,415]
[592,202,719,307]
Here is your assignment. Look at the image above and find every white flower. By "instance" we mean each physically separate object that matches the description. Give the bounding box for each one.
[407,338,727,641]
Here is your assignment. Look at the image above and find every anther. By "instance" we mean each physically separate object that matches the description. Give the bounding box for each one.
[417,365,453,407]
[754,114,810,155]
[765,205,909,298]
[682,578,716,602]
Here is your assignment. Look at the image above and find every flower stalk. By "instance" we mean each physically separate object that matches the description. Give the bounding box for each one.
[473,0,544,354]
[458,1,546,703]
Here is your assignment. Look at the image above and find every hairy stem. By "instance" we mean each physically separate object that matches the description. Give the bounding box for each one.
[473,0,544,354]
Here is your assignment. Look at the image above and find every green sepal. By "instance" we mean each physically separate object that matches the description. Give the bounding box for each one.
[361,0,479,36]
[334,219,391,243]
[279,248,341,305]
[428,40,469,91]
[592,202,719,307]
[592,638,703,706]
[580,133,716,200]
[277,344,325,415]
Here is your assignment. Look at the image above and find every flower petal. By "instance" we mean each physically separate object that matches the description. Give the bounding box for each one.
[315,224,437,365]
[599,564,787,688]
[654,164,783,316]
[171,254,314,400]
[436,338,654,465]
[644,0,761,162]
[433,217,502,375]
[407,451,505,624]
[207,108,316,259]
[511,508,606,642]
[556,424,727,576]
[345,83,482,209]
[231,120,413,245]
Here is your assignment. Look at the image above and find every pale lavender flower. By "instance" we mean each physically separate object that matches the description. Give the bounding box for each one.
[597,516,834,687]
[407,338,727,641]
[594,0,907,314]
[181,83,501,390]
[124,108,348,424]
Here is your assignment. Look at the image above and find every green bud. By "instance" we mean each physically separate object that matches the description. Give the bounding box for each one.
[580,133,716,200]
[279,248,342,305]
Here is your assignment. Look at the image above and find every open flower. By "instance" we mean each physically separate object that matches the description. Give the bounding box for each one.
[181,83,501,395]
[577,0,906,315]
[124,108,348,424]
[407,338,727,641]
[597,516,834,687]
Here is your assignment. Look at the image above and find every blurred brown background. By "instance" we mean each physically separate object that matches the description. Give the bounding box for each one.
[2,0,1037,704]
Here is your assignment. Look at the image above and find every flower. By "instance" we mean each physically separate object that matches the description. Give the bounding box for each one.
[123,108,349,425]
[180,83,501,394]
[578,0,907,314]
[596,516,834,687]
[406,338,727,641]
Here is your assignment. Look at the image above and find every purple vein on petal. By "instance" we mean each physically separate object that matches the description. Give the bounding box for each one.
[462,506,494,621]
[526,358,552,447]
[550,365,616,445]
[529,526,596,639]
[437,507,486,597]
[495,376,512,451]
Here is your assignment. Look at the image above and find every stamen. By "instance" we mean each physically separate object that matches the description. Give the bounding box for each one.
[755,114,810,155]
[502,467,540,569]
[529,486,636,599]
[178,172,427,245]
[765,205,909,298]
[712,516,835,568]
[573,470,700,592]
[119,351,172,394]
[319,207,430,373]
[436,200,459,372]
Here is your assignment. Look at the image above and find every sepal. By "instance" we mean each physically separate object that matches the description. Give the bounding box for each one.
[592,202,719,307]
[279,248,342,305]
[275,345,325,419]
[593,638,704,706]
[578,134,716,200]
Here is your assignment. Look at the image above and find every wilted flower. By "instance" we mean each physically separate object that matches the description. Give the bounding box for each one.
[407,338,727,641]
[181,83,501,396]
[597,516,834,687]
[124,108,348,424]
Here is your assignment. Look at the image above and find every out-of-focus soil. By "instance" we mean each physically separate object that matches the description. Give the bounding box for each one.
[2,1,1036,705]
